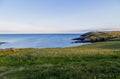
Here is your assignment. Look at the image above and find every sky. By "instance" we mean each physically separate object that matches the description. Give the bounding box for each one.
[0,0,120,33]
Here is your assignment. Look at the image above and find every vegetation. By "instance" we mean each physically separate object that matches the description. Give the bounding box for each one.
[0,40,119,79]
[73,31,120,42]
[0,31,119,79]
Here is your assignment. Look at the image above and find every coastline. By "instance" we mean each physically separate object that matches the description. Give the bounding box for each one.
[73,31,120,43]
[0,42,6,45]
[0,31,120,49]
[0,34,119,78]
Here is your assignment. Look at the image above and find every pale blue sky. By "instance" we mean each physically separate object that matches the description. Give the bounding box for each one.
[0,0,120,33]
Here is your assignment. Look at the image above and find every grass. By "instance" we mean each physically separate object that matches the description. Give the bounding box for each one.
[0,41,119,79]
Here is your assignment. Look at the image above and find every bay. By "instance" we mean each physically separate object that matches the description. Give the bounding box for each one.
[0,34,89,49]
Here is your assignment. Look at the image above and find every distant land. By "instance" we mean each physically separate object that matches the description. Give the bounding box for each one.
[0,42,6,45]
[73,31,120,42]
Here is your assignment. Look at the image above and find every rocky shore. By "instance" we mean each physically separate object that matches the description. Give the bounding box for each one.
[0,42,6,45]
[73,31,120,43]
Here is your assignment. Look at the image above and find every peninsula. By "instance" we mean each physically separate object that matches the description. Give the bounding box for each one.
[73,31,120,42]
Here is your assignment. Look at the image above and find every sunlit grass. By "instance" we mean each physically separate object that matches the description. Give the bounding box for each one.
[0,41,120,79]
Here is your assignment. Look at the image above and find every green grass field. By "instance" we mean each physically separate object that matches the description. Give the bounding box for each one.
[0,41,120,79]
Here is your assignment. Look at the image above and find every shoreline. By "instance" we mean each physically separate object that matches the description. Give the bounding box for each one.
[0,42,6,45]
[0,43,90,50]
[0,31,119,49]
[0,37,119,78]
[73,31,120,42]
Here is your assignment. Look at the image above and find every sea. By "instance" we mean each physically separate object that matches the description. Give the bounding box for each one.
[0,34,89,49]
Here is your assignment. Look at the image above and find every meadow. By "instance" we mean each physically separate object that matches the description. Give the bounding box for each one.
[0,40,119,79]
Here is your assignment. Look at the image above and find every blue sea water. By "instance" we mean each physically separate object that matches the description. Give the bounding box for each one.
[0,34,89,49]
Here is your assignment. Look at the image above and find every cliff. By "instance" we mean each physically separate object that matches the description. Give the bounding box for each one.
[73,31,120,42]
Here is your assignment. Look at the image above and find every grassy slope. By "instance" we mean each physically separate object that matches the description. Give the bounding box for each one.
[73,31,120,42]
[0,41,119,79]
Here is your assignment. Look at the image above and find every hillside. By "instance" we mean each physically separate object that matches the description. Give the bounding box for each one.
[0,31,119,79]
[0,41,120,79]
[73,31,120,42]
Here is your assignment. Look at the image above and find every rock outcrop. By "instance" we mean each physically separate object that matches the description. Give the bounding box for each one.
[73,31,120,42]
